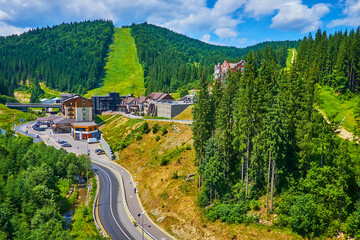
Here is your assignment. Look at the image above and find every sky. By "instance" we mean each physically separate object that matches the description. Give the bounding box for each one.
[0,0,359,47]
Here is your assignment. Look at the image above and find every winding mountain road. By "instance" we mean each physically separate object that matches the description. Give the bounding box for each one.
[15,122,174,240]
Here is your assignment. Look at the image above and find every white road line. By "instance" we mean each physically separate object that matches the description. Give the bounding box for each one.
[96,165,132,240]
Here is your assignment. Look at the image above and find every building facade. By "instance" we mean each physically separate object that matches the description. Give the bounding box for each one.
[71,122,100,140]
[91,92,133,115]
[214,60,246,82]
[61,95,93,122]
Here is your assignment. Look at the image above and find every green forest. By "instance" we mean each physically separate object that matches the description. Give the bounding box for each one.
[193,30,360,238]
[0,20,114,98]
[0,135,94,239]
[129,23,299,94]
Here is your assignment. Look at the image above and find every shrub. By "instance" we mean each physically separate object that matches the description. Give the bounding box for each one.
[136,134,142,141]
[161,126,168,136]
[345,202,360,238]
[170,171,179,179]
[289,194,330,238]
[197,187,210,207]
[160,156,170,166]
[152,123,160,134]
[206,202,249,224]
[141,122,149,134]
[155,135,160,142]
[185,145,191,150]
[250,200,260,211]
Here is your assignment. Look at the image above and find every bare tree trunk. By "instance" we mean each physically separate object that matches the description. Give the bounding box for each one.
[241,160,244,188]
[266,149,271,213]
[246,128,250,196]
[320,144,324,167]
[270,158,275,213]
[198,154,202,192]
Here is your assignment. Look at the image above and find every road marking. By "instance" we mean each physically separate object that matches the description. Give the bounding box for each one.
[94,173,110,238]
[94,160,152,240]
[96,165,132,240]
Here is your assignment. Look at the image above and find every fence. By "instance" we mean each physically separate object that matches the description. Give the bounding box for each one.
[100,134,114,160]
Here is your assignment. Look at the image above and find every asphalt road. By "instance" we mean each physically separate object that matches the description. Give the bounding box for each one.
[93,158,173,240]
[16,121,174,240]
[14,121,43,143]
[93,162,141,240]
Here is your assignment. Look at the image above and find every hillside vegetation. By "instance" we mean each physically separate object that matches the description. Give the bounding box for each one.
[0,20,113,97]
[0,104,34,129]
[0,135,94,239]
[85,28,145,97]
[100,115,298,239]
[130,23,300,94]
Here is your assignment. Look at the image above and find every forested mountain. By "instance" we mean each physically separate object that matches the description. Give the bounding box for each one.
[0,135,91,239]
[193,48,360,238]
[0,20,114,97]
[298,28,360,94]
[129,23,300,94]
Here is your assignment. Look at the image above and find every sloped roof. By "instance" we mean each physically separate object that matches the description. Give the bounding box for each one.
[157,93,174,101]
[136,96,147,103]
[62,95,87,103]
[147,92,165,100]
[122,97,136,104]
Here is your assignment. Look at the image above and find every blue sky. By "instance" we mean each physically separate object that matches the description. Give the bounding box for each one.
[0,0,359,47]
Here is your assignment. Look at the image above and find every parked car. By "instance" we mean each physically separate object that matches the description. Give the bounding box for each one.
[96,151,105,155]
[61,143,72,147]
[87,138,99,144]
[56,139,66,144]
[95,148,103,153]
[37,128,46,131]
[35,134,40,138]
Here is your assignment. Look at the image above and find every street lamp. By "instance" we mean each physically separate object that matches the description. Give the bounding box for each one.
[138,211,146,240]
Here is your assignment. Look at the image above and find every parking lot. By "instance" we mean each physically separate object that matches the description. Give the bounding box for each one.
[28,123,110,161]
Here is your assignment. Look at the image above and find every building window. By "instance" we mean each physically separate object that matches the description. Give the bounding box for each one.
[83,117,86,121]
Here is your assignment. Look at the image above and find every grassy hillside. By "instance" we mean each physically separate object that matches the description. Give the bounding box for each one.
[172,105,193,120]
[317,85,357,131]
[0,104,34,129]
[100,115,298,239]
[85,28,145,98]
[285,48,297,71]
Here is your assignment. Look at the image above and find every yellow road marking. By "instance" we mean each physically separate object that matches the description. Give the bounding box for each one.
[94,161,152,240]
[94,174,110,238]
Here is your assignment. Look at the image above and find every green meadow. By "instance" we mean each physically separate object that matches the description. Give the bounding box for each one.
[85,28,145,98]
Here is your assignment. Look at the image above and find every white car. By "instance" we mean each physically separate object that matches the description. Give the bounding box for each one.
[87,138,99,144]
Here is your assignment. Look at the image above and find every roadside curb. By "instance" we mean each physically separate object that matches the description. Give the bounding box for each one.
[92,173,109,238]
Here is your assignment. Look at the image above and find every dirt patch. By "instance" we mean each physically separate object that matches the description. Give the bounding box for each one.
[14,91,31,103]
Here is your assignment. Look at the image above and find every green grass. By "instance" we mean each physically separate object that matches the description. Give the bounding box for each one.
[94,114,113,124]
[85,28,145,98]
[0,104,35,129]
[285,48,297,71]
[70,176,104,239]
[39,83,62,99]
[317,85,358,131]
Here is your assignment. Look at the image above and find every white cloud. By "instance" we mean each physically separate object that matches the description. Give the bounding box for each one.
[328,0,360,27]
[214,27,238,39]
[0,21,29,36]
[271,2,330,33]
[244,0,330,33]
[201,33,211,43]
[0,9,11,21]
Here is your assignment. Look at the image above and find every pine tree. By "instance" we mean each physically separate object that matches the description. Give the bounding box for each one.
[193,73,214,191]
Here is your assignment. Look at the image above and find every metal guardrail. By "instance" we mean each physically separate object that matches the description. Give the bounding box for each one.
[100,134,114,160]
